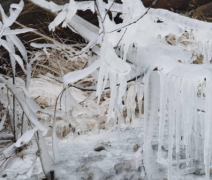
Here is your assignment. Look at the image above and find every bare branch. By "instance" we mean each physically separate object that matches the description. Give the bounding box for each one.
[116,28,127,48]
[102,0,116,23]
[15,21,86,50]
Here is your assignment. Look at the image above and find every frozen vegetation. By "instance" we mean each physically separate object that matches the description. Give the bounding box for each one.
[1,0,212,179]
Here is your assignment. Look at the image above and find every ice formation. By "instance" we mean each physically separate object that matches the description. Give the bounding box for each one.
[82,2,212,179]
[29,0,212,178]
[1,0,212,179]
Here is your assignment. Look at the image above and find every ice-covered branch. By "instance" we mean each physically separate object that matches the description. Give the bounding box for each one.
[36,131,53,179]
[0,133,14,140]
[63,59,101,85]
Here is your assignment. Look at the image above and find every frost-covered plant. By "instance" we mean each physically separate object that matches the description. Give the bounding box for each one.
[0,1,55,179]
[0,0,34,73]
[0,0,34,140]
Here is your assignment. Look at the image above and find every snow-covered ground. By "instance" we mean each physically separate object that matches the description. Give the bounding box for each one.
[0,116,209,180]
[52,119,145,180]
[0,118,146,180]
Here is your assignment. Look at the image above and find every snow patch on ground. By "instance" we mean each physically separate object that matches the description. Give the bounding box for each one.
[52,118,146,180]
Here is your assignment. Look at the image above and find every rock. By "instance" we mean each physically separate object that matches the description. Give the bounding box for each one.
[178,32,198,51]
[133,144,140,152]
[123,160,131,172]
[192,2,212,22]
[2,174,7,178]
[94,146,105,152]
[165,34,176,46]
[193,55,204,64]
[114,163,123,174]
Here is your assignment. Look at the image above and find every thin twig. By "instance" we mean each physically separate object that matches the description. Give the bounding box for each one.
[62,74,143,105]
[94,0,105,35]
[36,64,61,76]
[116,28,127,48]
[52,73,144,131]
[0,152,16,169]
[14,21,86,50]
[102,0,116,23]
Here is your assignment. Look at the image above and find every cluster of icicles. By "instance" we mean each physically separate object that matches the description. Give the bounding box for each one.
[97,39,212,179]
[96,34,212,180]
[158,69,212,179]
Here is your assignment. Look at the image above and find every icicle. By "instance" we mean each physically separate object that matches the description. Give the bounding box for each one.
[130,83,136,122]
[198,41,203,54]
[158,71,168,162]
[143,71,160,180]
[117,74,127,105]
[126,107,131,124]
[204,77,212,179]
[138,84,144,117]
[181,78,191,165]
[96,66,106,104]
[197,111,203,161]
[208,41,212,63]
[118,113,121,142]
[126,83,136,123]
[167,75,175,180]
[187,79,195,166]
[200,110,205,162]
[203,42,209,64]
[174,77,181,173]
[180,79,187,148]
[102,67,109,92]
[200,79,205,145]
[194,109,199,160]
[193,80,199,160]
[107,72,117,122]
